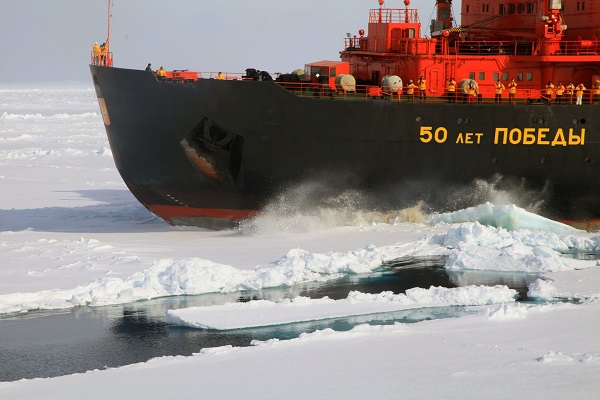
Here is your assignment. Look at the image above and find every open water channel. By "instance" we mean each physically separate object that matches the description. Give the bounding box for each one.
[0,261,538,382]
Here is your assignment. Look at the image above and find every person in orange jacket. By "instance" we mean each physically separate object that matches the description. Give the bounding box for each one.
[417,76,426,101]
[494,79,505,104]
[543,81,554,104]
[576,83,586,105]
[555,81,565,104]
[406,79,416,102]
[508,79,517,104]
[92,42,101,65]
[156,66,166,78]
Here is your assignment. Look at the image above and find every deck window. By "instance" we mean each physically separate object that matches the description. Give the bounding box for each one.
[526,72,533,81]
[499,4,506,14]
[329,67,336,78]
[493,72,499,81]
[502,72,509,81]
[528,3,534,13]
[509,4,516,13]
[469,72,475,80]
[479,72,486,81]
[517,73,523,81]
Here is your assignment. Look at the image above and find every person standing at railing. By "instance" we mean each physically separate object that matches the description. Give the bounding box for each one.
[92,42,101,65]
[494,79,505,104]
[565,81,575,104]
[544,81,554,104]
[467,81,477,103]
[99,42,107,66]
[592,78,600,104]
[406,79,416,102]
[508,79,517,104]
[216,72,225,80]
[417,76,426,101]
[447,78,456,103]
[555,82,565,104]
[575,83,586,105]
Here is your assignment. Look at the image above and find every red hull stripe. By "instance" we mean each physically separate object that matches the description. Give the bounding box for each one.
[560,219,600,232]
[146,204,258,222]
[146,204,600,230]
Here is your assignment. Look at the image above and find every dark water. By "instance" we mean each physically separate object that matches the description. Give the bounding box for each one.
[0,264,537,382]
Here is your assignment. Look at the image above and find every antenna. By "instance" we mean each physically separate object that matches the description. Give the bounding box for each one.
[107,0,111,54]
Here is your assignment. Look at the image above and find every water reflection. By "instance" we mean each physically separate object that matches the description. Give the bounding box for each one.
[0,264,538,382]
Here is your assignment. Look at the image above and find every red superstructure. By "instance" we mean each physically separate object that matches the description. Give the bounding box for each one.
[340,0,600,100]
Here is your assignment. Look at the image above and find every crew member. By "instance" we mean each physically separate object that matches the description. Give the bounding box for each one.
[92,42,101,65]
[467,80,477,103]
[544,81,554,104]
[216,72,225,80]
[576,83,586,105]
[145,63,152,71]
[447,77,456,103]
[555,82,565,104]
[99,42,107,66]
[156,66,166,78]
[565,81,575,104]
[592,78,600,104]
[417,76,426,101]
[494,79,505,104]
[508,79,517,104]
[406,79,416,102]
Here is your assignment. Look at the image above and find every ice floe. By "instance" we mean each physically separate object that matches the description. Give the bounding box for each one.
[166,285,518,330]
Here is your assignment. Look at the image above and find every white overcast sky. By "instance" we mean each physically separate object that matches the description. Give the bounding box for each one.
[0,0,440,83]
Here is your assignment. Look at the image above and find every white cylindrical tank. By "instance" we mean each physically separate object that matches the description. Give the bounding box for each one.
[381,75,403,93]
[335,74,356,92]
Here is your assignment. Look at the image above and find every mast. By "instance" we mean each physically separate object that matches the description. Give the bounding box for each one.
[107,0,111,56]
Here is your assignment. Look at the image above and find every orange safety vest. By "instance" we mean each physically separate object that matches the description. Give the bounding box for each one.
[565,83,575,94]
[418,79,426,91]
[447,80,455,92]
[576,85,586,96]
[495,82,505,94]
[467,84,475,96]
[508,81,517,94]
[406,83,416,95]
[555,84,565,95]
[545,83,554,95]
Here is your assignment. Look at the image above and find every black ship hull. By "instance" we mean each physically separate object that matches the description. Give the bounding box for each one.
[91,65,600,228]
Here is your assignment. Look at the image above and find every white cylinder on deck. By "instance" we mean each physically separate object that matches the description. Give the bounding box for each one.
[381,75,403,93]
[335,74,356,92]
